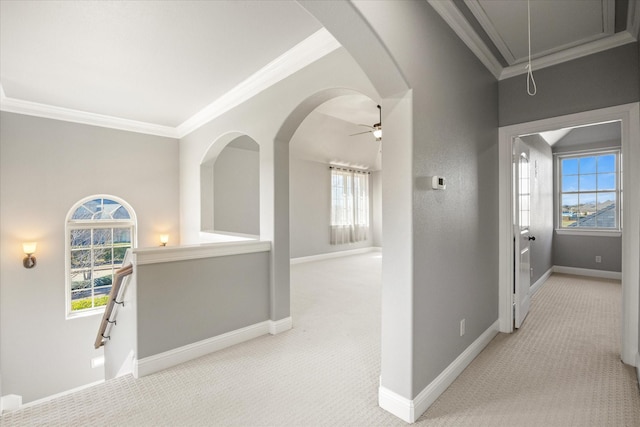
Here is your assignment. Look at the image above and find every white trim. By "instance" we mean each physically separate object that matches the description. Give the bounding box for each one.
[0,95,178,138]
[530,267,553,296]
[175,28,340,138]
[133,240,271,265]
[636,353,640,379]
[0,29,339,139]
[555,229,621,238]
[463,0,516,64]
[500,31,636,79]
[1,395,21,413]
[134,320,272,378]
[269,317,293,335]
[427,1,637,81]
[2,380,105,412]
[378,320,500,423]
[498,103,639,365]
[553,265,622,280]
[427,0,502,79]
[290,247,382,265]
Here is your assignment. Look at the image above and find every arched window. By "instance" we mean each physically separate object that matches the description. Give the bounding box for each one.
[66,196,136,317]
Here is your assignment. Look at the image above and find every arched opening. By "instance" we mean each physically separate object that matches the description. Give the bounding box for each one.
[200,133,260,240]
[289,93,382,258]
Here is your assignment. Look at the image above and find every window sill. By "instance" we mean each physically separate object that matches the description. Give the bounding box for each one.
[66,307,105,320]
[555,229,621,238]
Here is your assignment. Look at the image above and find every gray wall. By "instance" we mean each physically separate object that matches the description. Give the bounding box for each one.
[0,112,180,402]
[352,1,500,396]
[289,157,375,258]
[214,144,260,236]
[520,135,554,284]
[499,43,639,127]
[136,252,270,358]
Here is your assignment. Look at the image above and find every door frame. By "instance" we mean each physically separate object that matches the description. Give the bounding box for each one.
[498,102,640,366]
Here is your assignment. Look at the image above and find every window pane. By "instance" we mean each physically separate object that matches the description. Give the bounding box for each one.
[113,206,131,219]
[578,193,597,222]
[562,175,578,192]
[561,158,578,175]
[579,174,596,191]
[597,173,616,191]
[562,194,578,227]
[114,247,128,264]
[71,206,93,220]
[70,229,91,248]
[579,156,596,174]
[597,154,615,173]
[94,248,112,267]
[70,270,91,291]
[70,249,91,269]
[113,228,131,244]
[93,228,112,246]
[596,193,616,228]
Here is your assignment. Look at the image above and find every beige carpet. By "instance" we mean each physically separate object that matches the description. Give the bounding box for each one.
[1,255,638,426]
[419,273,640,426]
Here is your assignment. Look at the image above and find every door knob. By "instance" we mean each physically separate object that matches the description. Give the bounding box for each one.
[528,236,536,241]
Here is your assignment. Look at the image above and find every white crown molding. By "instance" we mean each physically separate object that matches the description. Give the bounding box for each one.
[175,28,340,138]
[464,0,516,64]
[500,30,637,79]
[428,0,503,80]
[0,93,179,138]
[0,28,339,139]
[429,1,638,81]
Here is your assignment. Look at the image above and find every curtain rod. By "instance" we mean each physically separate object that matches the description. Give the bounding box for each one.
[329,166,370,174]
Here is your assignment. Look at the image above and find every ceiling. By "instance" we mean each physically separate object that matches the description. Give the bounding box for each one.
[1,0,638,141]
[430,0,639,79]
[0,0,332,137]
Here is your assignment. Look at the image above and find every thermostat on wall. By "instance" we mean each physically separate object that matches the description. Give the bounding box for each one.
[432,176,446,190]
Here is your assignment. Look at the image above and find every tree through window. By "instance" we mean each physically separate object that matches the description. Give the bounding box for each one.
[66,196,136,317]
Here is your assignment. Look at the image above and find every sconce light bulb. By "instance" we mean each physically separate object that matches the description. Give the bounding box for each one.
[23,242,37,255]
[160,234,169,246]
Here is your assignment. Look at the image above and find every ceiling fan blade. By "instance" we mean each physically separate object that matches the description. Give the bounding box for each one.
[356,124,374,129]
[349,130,372,136]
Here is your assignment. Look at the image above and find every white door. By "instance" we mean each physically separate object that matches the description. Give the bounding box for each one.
[514,138,534,329]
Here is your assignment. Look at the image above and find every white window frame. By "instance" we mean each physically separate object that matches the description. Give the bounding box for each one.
[65,195,137,319]
[556,149,621,236]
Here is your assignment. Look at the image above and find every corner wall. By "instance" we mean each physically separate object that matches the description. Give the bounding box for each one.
[0,112,180,403]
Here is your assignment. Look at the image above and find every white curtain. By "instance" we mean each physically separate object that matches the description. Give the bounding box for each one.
[330,168,369,244]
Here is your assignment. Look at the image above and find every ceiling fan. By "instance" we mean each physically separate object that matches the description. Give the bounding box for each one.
[350,105,382,141]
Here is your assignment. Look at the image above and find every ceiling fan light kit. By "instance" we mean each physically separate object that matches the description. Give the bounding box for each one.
[349,104,382,141]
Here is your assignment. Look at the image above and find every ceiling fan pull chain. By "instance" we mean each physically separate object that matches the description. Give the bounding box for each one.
[526,0,537,96]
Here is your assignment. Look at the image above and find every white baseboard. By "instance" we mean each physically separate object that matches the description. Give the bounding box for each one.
[379,319,500,423]
[135,318,291,378]
[553,265,622,280]
[290,247,382,265]
[2,380,104,413]
[636,352,640,385]
[269,317,292,334]
[530,267,553,296]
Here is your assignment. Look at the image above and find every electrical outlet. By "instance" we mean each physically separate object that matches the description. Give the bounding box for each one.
[460,318,465,336]
[595,256,602,263]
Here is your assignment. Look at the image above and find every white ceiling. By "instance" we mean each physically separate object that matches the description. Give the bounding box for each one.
[291,95,382,171]
[0,0,325,134]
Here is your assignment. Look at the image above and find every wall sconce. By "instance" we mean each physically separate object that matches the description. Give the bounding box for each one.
[23,242,37,269]
[159,234,169,247]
